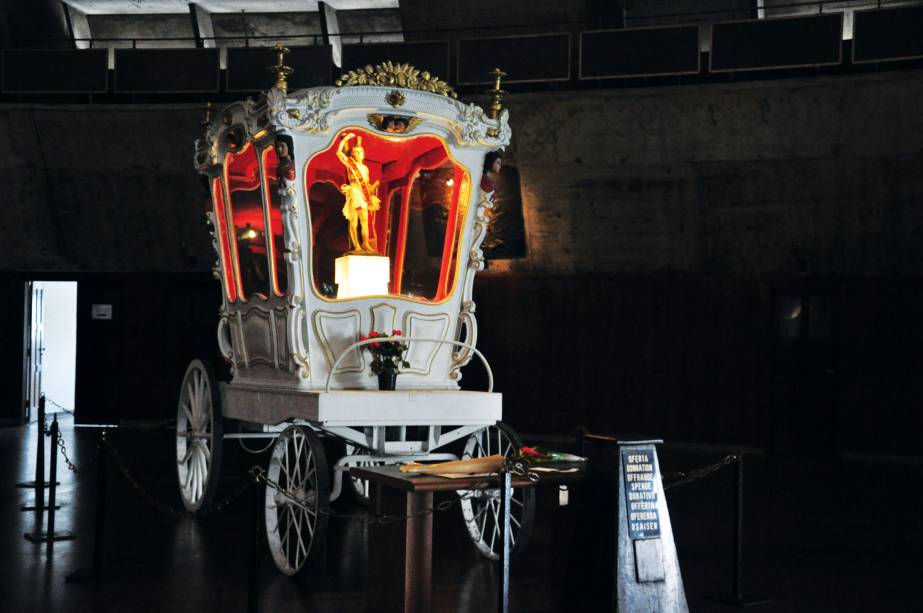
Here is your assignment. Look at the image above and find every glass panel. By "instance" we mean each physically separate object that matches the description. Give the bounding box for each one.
[225,143,269,301]
[211,177,237,302]
[261,142,292,297]
[305,129,469,302]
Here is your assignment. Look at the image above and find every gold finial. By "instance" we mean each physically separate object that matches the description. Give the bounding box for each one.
[269,43,294,92]
[486,67,507,119]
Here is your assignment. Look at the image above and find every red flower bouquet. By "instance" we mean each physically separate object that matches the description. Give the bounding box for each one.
[359,329,410,375]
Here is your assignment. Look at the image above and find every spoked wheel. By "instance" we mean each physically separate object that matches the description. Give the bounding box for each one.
[265,425,330,576]
[176,359,223,513]
[344,442,384,505]
[458,422,535,560]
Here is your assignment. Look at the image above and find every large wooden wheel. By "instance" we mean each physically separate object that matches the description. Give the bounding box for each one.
[458,422,535,559]
[265,425,330,576]
[176,359,223,512]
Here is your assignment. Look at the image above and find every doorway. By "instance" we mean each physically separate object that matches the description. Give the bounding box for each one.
[22,281,78,422]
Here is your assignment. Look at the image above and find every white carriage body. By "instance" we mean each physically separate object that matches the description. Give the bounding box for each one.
[195,78,511,408]
[180,66,533,573]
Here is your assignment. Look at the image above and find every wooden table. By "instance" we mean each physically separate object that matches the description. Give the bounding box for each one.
[352,464,584,613]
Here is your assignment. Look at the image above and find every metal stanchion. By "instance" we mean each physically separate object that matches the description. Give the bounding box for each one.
[18,395,60,512]
[706,454,771,608]
[247,476,264,613]
[67,430,110,583]
[497,470,512,613]
[24,415,75,545]
[576,426,586,458]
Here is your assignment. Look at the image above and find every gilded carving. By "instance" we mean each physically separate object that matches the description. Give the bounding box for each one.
[287,296,310,379]
[335,62,458,99]
[456,104,510,146]
[269,87,336,132]
[386,90,405,108]
[450,188,495,381]
[367,113,423,134]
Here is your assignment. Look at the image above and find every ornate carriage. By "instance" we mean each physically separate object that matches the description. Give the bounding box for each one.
[177,55,532,575]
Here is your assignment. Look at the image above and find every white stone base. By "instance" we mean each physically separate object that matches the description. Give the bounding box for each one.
[335,254,390,299]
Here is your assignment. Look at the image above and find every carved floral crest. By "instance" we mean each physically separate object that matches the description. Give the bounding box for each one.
[335,61,458,99]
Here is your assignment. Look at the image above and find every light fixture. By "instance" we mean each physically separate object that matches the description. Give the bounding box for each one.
[238,223,260,241]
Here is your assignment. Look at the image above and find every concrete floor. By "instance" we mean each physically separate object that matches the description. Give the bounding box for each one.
[1,415,918,612]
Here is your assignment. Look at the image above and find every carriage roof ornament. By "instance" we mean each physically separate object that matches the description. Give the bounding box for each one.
[335,61,458,99]
[486,67,507,120]
[269,43,294,93]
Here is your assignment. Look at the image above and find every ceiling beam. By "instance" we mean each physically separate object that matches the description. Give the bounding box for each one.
[63,2,92,49]
[189,2,215,48]
[319,1,342,68]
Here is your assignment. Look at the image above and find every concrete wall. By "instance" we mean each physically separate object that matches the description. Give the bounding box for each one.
[337,8,403,43]
[626,0,752,26]
[83,9,398,49]
[399,0,587,36]
[211,12,322,47]
[0,104,211,272]
[88,13,195,48]
[493,68,923,277]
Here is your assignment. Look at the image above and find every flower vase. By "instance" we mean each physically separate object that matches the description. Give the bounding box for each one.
[378,371,397,391]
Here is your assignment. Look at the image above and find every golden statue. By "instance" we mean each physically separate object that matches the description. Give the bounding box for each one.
[337,133,380,253]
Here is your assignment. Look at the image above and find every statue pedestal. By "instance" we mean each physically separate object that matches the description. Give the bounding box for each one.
[335,254,390,299]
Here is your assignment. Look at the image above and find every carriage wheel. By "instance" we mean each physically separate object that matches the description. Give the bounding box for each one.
[344,442,384,505]
[176,359,223,512]
[458,422,535,560]
[265,425,330,576]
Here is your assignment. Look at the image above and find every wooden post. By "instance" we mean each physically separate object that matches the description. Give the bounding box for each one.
[368,487,433,613]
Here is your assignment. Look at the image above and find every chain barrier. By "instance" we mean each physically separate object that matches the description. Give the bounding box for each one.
[50,427,79,473]
[42,395,177,432]
[44,396,74,416]
[105,437,253,518]
[505,459,541,483]
[120,417,178,432]
[35,405,743,531]
[663,453,739,491]
[47,413,540,525]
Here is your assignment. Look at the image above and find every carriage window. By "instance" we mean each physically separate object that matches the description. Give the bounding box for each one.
[304,129,470,302]
[211,177,237,302]
[261,143,291,297]
[225,143,269,301]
